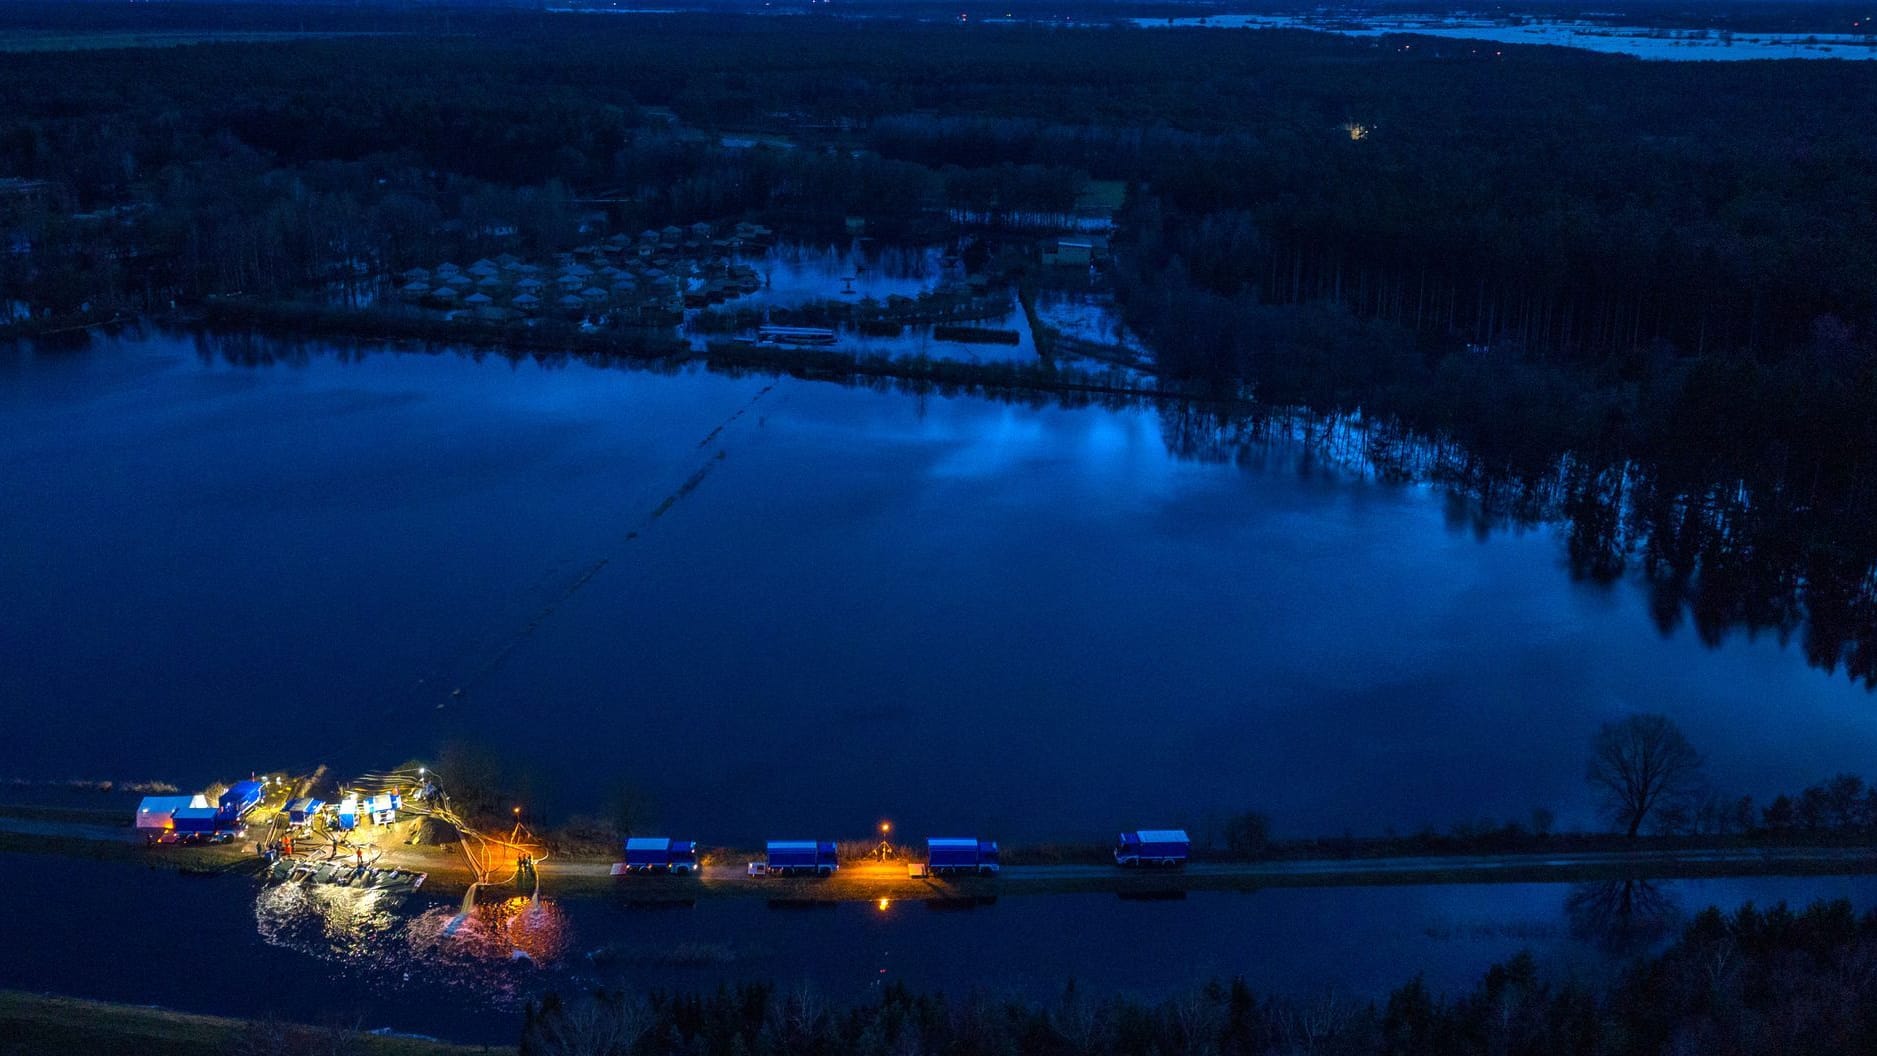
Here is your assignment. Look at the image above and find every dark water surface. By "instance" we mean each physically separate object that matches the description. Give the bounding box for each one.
[2,332,1874,844]
[7,850,1877,1044]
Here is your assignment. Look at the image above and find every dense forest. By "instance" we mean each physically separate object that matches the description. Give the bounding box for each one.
[4,4,1877,681]
[519,899,1877,1055]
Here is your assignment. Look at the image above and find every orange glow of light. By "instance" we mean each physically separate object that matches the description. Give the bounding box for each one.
[876,898,890,912]
[879,820,892,834]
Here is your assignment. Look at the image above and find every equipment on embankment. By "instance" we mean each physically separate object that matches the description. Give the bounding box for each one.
[216,781,263,824]
[1114,829,1189,867]
[749,840,839,877]
[924,838,1000,877]
[615,837,699,875]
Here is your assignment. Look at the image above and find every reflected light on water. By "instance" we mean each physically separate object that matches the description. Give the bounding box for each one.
[254,882,404,961]
[255,883,571,1006]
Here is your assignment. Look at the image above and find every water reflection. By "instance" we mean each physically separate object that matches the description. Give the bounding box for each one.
[255,883,570,1005]
[1565,879,1683,954]
[254,882,406,961]
[1153,399,1877,688]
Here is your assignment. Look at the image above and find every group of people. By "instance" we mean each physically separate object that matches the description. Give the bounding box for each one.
[257,833,375,869]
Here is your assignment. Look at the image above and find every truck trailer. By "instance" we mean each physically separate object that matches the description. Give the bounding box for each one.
[1114,829,1190,867]
[749,840,839,877]
[621,837,699,874]
[925,838,1000,877]
[217,780,264,823]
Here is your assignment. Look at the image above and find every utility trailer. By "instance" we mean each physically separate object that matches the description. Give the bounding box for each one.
[618,837,699,874]
[1114,829,1190,868]
[748,840,839,878]
[924,838,1001,877]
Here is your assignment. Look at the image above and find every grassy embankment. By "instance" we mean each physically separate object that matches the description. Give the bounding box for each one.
[9,803,1877,904]
[0,991,508,1056]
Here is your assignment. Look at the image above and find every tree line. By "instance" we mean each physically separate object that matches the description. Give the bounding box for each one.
[519,899,1877,1055]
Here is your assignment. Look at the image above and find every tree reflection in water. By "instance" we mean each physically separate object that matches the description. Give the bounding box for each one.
[1156,399,1877,689]
[1565,878,1682,955]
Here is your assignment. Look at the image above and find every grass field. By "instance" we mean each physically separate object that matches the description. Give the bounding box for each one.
[0,992,510,1056]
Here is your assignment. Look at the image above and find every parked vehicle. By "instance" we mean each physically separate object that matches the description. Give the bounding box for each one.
[924,837,1000,877]
[748,840,839,878]
[1114,829,1189,867]
[216,780,264,824]
[171,805,226,835]
[620,837,699,874]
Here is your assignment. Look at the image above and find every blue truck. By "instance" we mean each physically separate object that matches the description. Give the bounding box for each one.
[217,780,264,824]
[168,806,235,843]
[925,838,1000,877]
[749,840,839,877]
[620,837,699,874]
[1114,829,1190,868]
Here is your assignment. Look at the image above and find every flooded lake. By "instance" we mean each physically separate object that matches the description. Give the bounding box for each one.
[7,849,1877,1044]
[2,330,1875,846]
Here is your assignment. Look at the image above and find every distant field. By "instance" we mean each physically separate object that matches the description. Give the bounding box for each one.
[0,31,394,52]
[0,992,508,1056]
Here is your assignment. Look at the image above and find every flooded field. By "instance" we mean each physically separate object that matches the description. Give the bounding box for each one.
[1129,13,1877,60]
[3,331,1873,847]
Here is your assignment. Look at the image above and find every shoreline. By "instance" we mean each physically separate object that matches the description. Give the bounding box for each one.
[8,809,1877,905]
[64,303,1202,408]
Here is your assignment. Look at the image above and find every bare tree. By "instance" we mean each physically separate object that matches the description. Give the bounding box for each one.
[522,992,653,1056]
[1586,714,1704,837]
